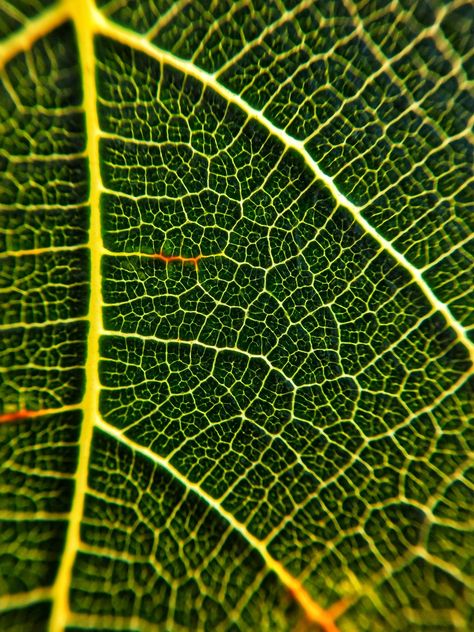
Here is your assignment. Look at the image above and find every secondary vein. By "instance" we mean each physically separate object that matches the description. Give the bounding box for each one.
[95,416,344,632]
[94,9,473,363]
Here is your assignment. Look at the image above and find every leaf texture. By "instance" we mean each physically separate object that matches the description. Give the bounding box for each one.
[0,1,473,631]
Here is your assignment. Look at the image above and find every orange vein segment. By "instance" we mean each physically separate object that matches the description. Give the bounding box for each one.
[0,409,36,424]
[0,405,79,424]
[273,559,342,632]
[5,4,348,629]
[97,418,343,632]
[151,252,201,268]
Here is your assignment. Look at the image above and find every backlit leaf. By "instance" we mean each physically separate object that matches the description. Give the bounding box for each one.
[0,1,472,630]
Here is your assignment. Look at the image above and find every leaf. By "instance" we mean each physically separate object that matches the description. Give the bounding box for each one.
[0,0,472,630]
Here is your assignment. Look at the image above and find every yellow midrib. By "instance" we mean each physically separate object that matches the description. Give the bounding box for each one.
[4,2,342,630]
[49,0,103,630]
[40,2,344,629]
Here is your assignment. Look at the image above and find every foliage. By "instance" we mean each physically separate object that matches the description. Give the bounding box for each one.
[0,1,472,630]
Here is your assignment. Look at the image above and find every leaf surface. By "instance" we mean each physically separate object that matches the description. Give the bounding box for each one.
[0,1,472,631]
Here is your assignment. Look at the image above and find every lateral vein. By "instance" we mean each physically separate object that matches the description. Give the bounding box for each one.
[94,9,473,362]
[96,417,344,632]
[0,3,68,70]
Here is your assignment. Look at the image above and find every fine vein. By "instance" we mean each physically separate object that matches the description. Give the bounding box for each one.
[94,9,473,362]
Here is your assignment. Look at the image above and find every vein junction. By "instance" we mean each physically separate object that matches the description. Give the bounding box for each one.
[0,1,472,631]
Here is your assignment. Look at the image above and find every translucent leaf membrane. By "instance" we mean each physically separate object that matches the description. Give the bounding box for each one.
[0,1,472,631]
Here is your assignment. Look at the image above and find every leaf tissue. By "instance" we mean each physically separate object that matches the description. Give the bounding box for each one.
[0,0,472,630]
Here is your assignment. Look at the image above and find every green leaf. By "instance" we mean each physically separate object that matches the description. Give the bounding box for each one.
[0,1,472,630]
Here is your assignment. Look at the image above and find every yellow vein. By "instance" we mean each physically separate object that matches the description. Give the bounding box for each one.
[49,1,102,630]
[0,586,52,611]
[0,3,68,70]
[0,511,69,520]
[0,0,470,370]
[103,329,297,389]
[144,0,191,42]
[93,9,473,363]
[216,0,314,77]
[96,416,345,632]
[341,0,451,143]
[0,316,85,331]
[7,4,470,626]
[0,244,87,259]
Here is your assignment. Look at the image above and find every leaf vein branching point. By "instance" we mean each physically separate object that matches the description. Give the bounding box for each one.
[0,0,469,367]
[0,4,68,70]
[7,2,470,630]
[93,12,473,362]
[96,418,344,632]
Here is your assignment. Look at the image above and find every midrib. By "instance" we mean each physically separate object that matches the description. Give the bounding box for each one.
[43,3,344,629]
[49,0,103,630]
